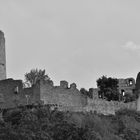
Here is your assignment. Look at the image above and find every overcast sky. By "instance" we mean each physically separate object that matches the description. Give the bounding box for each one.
[0,0,140,89]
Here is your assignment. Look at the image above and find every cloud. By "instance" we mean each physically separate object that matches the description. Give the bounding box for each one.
[122,41,140,51]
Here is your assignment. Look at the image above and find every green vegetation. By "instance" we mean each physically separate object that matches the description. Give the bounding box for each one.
[24,68,51,87]
[0,106,140,140]
[97,75,119,101]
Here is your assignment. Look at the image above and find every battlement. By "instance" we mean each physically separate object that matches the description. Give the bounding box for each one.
[42,80,78,90]
[0,78,138,115]
[60,80,68,89]
[40,80,87,107]
[70,83,77,90]
[0,30,139,115]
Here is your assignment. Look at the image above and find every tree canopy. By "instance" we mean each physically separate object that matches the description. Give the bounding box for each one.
[24,68,51,87]
[96,76,119,101]
[1,106,140,140]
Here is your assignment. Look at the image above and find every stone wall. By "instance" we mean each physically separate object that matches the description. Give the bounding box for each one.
[0,78,138,115]
[86,98,136,115]
[39,80,137,115]
[53,97,136,115]
[21,84,40,105]
[40,80,87,107]
[0,79,40,108]
[0,79,23,108]
[118,78,135,96]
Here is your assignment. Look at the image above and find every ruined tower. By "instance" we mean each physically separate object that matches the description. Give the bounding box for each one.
[0,31,6,80]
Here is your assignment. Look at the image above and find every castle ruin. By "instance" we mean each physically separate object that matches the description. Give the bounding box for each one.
[0,31,6,80]
[0,30,139,115]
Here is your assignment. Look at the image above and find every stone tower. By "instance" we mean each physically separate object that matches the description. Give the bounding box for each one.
[136,72,140,111]
[0,31,6,80]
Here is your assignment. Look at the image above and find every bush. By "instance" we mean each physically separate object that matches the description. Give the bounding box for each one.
[1,106,140,140]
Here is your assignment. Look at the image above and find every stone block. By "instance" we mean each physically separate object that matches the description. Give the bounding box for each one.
[60,80,68,89]
[70,83,77,90]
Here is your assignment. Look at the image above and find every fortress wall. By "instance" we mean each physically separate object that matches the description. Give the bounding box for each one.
[0,78,137,115]
[83,98,136,115]
[0,79,41,108]
[53,96,136,115]
[118,78,135,96]
[0,79,23,108]
[39,80,137,115]
[40,81,87,107]
[21,83,40,105]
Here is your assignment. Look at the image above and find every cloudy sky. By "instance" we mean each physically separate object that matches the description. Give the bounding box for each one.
[0,0,140,89]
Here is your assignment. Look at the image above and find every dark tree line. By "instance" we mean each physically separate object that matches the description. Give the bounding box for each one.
[96,76,120,101]
[1,105,140,140]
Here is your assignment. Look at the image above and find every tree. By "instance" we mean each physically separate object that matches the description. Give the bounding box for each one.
[96,76,119,101]
[24,68,51,87]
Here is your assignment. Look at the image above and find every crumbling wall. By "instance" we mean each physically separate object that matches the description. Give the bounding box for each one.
[0,79,40,108]
[40,80,137,115]
[118,78,135,96]
[53,98,136,115]
[0,79,23,108]
[21,83,40,105]
[0,78,137,115]
[40,80,87,107]
[86,98,136,115]
[55,98,136,115]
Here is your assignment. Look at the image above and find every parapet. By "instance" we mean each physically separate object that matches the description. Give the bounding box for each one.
[70,83,77,90]
[0,78,23,87]
[60,80,68,89]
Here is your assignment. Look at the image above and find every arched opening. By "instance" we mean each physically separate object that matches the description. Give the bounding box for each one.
[129,79,133,86]
[121,89,126,102]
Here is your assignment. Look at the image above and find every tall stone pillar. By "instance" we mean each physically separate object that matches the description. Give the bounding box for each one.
[136,72,140,111]
[0,31,6,80]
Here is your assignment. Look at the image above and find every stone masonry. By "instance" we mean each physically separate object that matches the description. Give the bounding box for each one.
[0,79,40,109]
[0,78,138,115]
[118,78,135,96]
[0,30,139,115]
[40,80,87,107]
[0,31,6,80]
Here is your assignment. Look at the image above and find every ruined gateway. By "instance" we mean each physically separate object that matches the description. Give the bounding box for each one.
[0,30,139,115]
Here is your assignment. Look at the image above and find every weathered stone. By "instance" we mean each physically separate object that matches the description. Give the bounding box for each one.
[40,81,87,107]
[70,83,77,90]
[118,78,135,97]
[89,88,98,99]
[60,80,68,89]
[135,72,140,111]
[0,31,6,80]
[136,72,140,90]
[0,79,41,108]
